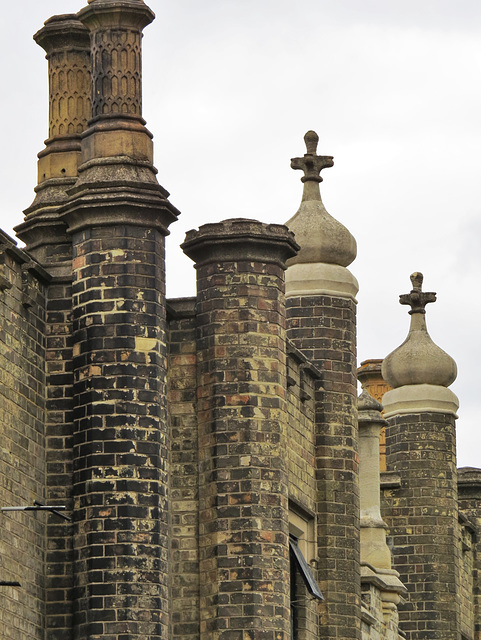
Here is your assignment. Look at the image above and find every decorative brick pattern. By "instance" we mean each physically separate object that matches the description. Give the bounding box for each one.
[78,1,154,121]
[286,293,361,640]
[42,19,91,138]
[383,412,460,639]
[71,225,169,639]
[91,29,142,117]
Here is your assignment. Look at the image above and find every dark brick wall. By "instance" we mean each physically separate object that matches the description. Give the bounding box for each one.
[195,257,290,640]
[71,225,169,639]
[183,220,297,640]
[0,237,48,639]
[45,276,75,640]
[384,412,460,639]
[286,293,360,640]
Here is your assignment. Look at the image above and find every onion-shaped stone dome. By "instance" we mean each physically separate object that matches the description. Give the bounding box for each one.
[286,131,357,268]
[382,272,457,389]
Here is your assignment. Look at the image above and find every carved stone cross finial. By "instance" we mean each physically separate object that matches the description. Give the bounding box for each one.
[399,272,436,315]
[290,131,334,183]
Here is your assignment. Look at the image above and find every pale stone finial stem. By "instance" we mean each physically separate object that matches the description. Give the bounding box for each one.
[301,180,321,202]
[290,130,334,199]
[400,271,436,315]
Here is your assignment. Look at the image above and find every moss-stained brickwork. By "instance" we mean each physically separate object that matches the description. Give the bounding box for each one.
[458,515,476,639]
[70,225,169,639]
[183,219,298,640]
[384,412,460,639]
[458,468,481,640]
[286,293,361,640]
[168,298,199,640]
[0,232,49,639]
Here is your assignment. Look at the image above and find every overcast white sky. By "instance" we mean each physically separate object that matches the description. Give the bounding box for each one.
[1,0,481,466]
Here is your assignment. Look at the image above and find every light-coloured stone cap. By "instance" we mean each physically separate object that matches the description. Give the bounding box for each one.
[382,384,459,419]
[382,272,457,389]
[361,564,407,601]
[285,262,358,300]
[285,131,357,269]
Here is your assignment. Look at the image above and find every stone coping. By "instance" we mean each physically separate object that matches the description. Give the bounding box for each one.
[285,261,358,300]
[382,383,459,418]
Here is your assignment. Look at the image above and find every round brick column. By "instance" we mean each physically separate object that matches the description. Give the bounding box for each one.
[69,223,170,640]
[383,407,459,639]
[182,218,299,640]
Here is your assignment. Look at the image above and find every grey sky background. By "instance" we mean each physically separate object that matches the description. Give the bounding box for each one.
[1,1,480,466]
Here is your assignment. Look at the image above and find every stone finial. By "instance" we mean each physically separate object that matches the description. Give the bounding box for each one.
[399,272,436,315]
[284,131,357,279]
[358,388,385,422]
[291,131,334,185]
[286,131,359,299]
[382,273,457,389]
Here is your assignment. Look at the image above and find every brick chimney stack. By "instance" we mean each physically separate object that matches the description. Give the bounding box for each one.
[57,1,180,637]
[15,14,91,276]
[182,219,299,640]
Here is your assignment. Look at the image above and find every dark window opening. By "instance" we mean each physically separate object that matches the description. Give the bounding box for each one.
[289,537,323,601]
[290,545,298,640]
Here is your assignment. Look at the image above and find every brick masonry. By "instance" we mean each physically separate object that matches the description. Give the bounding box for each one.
[69,225,169,639]
[183,218,298,640]
[286,293,361,640]
[0,233,49,640]
[383,412,460,639]
[167,298,199,640]
[457,468,481,640]
[44,275,75,640]
[1,1,481,638]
